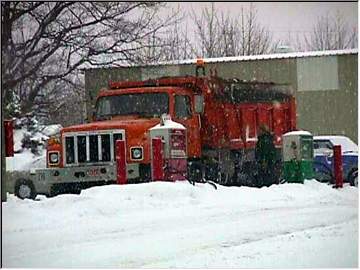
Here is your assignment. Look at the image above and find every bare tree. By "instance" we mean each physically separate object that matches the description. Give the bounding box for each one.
[159,19,195,61]
[1,2,175,119]
[191,4,275,58]
[240,4,274,56]
[303,11,358,51]
[191,3,222,58]
[131,6,192,63]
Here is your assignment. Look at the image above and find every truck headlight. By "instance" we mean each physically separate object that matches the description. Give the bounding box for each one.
[49,152,59,164]
[131,147,143,160]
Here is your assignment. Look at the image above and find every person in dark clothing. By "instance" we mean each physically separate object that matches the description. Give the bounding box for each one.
[255,124,277,187]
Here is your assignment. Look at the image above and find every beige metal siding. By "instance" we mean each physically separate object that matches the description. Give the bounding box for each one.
[297,56,339,91]
[296,54,357,143]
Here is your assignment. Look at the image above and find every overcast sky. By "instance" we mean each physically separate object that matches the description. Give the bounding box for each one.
[165,2,358,47]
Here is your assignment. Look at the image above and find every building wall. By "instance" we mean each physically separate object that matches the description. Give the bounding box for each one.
[296,54,357,142]
[85,66,142,119]
[84,53,358,143]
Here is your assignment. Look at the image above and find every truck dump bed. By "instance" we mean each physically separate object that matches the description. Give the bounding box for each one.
[201,78,296,149]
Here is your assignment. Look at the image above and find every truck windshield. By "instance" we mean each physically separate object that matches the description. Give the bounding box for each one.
[96,93,169,118]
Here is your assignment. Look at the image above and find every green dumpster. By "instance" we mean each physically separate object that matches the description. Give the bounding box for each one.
[282,131,314,183]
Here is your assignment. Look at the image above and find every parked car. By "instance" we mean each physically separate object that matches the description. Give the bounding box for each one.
[313,136,358,186]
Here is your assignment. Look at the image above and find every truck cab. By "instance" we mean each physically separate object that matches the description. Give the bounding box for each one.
[46,80,204,185]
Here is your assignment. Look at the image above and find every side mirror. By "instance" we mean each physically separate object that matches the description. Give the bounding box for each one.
[85,111,96,123]
[194,95,204,114]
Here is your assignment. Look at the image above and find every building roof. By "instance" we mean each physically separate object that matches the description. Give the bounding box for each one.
[82,48,358,70]
[152,48,358,67]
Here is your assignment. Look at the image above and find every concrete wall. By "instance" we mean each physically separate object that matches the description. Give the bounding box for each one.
[84,53,358,143]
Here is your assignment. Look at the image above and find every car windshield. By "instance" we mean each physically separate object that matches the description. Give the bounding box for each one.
[314,136,358,153]
[96,93,169,119]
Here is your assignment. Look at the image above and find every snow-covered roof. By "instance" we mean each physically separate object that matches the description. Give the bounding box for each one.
[150,48,358,67]
[82,49,358,70]
[283,130,313,137]
[314,135,358,153]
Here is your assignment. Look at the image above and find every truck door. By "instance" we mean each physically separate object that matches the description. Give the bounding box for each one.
[173,94,201,158]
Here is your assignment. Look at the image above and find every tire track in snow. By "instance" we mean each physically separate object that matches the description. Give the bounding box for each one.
[140,218,358,268]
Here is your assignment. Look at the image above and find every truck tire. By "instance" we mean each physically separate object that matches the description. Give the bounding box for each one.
[15,179,37,200]
[349,170,358,187]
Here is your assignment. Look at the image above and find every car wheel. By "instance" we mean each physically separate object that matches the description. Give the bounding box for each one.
[349,170,358,187]
[15,179,37,200]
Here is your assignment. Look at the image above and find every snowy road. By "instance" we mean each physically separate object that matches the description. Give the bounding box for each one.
[2,180,358,268]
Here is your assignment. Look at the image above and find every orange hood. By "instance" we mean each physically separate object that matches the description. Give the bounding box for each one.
[61,118,161,137]
[61,117,162,163]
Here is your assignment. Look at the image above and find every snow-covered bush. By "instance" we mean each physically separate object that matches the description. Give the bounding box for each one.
[13,113,62,155]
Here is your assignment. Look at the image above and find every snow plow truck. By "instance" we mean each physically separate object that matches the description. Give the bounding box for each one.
[13,60,296,199]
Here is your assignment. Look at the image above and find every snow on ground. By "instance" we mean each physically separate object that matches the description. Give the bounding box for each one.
[2,180,358,268]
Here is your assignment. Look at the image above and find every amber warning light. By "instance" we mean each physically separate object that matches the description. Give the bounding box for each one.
[196,58,205,77]
[196,58,205,67]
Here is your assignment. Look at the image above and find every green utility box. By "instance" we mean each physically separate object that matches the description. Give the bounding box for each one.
[282,131,314,183]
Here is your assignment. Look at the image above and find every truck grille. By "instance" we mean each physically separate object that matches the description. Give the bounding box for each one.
[63,129,125,166]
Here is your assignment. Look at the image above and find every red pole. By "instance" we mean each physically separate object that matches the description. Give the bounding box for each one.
[115,140,127,185]
[289,97,297,131]
[333,145,343,188]
[152,137,164,181]
[4,120,14,157]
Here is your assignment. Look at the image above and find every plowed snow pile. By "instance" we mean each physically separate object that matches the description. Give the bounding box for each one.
[2,180,358,268]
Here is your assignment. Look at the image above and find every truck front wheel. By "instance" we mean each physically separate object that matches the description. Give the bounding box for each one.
[15,179,37,200]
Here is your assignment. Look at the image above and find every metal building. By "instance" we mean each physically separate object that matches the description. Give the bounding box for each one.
[84,49,358,143]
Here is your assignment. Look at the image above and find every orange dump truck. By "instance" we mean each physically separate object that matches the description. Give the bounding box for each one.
[13,63,296,199]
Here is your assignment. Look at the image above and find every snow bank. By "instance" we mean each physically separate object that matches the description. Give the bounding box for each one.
[6,124,62,172]
[6,149,46,171]
[2,180,358,268]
